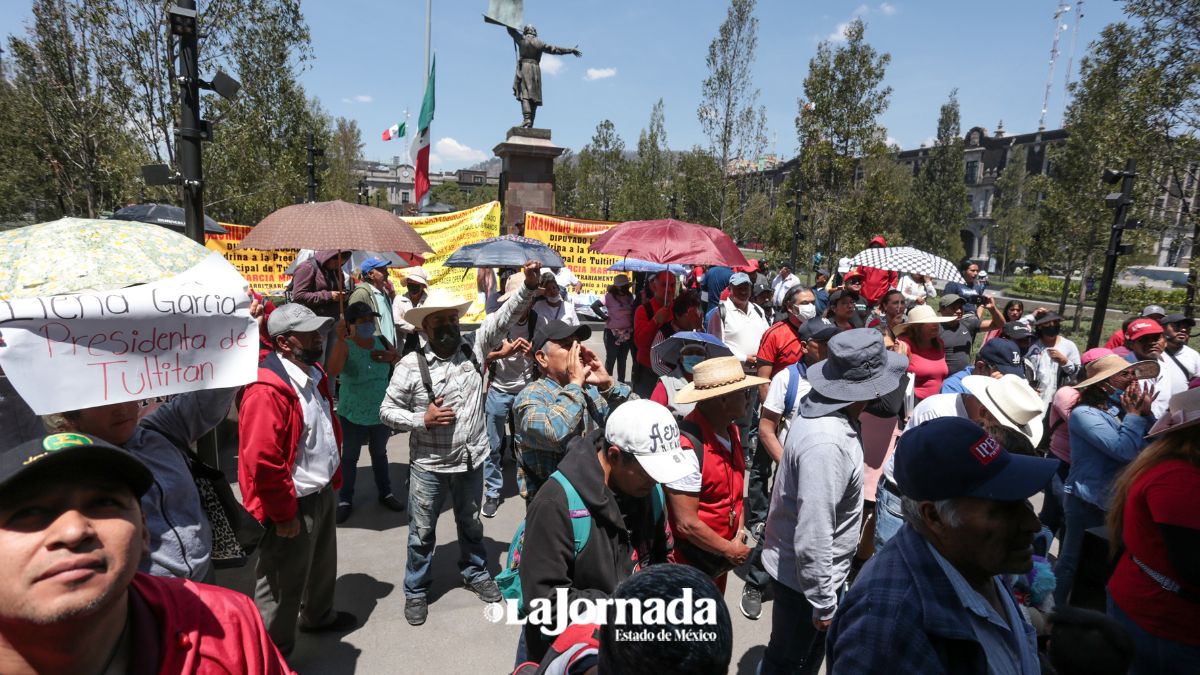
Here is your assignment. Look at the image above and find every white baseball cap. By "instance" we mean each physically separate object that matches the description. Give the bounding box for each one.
[604,400,694,484]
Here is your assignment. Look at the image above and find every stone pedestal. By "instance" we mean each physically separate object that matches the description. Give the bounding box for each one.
[494,127,565,233]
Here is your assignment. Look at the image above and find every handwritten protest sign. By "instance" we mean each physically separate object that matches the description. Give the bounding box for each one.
[205,224,294,291]
[404,201,501,322]
[0,252,258,415]
[523,213,621,295]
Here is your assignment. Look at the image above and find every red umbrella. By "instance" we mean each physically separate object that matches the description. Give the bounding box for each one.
[590,218,749,268]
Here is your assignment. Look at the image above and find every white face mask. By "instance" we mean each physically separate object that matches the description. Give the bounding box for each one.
[794,302,817,320]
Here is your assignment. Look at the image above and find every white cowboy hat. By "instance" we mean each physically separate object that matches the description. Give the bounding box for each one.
[402,266,430,287]
[1146,387,1200,438]
[674,356,769,405]
[962,374,1046,447]
[894,304,956,336]
[404,289,472,330]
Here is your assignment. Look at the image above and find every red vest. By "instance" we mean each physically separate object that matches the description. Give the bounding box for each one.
[675,411,745,541]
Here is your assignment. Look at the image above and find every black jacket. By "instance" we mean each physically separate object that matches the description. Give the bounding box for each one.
[519,436,671,662]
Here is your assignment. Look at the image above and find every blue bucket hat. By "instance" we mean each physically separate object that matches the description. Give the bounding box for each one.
[895,417,1059,502]
[800,328,908,418]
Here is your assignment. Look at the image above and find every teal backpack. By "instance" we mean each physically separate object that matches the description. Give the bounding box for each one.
[495,470,666,616]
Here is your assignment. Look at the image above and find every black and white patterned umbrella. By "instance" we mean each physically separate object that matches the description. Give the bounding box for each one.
[847,246,965,283]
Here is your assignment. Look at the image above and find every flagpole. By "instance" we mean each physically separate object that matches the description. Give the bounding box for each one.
[423,0,432,81]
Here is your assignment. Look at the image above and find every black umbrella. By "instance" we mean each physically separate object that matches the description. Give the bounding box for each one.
[112,203,227,235]
[443,234,564,269]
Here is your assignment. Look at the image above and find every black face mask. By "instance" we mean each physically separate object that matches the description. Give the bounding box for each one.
[431,323,461,352]
[296,346,324,366]
[407,284,424,296]
[1040,325,1061,338]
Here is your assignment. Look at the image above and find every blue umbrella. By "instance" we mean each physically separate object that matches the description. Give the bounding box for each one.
[651,331,733,376]
[607,257,688,275]
[444,234,564,269]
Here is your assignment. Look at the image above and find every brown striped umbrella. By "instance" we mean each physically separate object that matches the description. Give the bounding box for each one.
[238,200,432,255]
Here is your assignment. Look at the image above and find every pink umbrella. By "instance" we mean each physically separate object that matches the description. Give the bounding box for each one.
[590,218,749,268]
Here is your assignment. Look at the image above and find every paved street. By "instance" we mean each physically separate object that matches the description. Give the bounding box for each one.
[215,327,775,674]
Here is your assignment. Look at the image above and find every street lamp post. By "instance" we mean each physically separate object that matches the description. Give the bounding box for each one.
[1088,159,1141,349]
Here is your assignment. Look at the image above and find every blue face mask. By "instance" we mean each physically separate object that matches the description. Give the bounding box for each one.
[1107,387,1125,407]
[682,354,705,374]
[355,322,376,339]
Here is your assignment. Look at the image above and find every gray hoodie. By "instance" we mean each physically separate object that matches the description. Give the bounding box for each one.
[130,386,239,581]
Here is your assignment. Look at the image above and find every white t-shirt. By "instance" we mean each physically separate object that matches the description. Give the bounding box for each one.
[762,364,812,446]
[884,393,968,482]
[554,267,580,294]
[665,430,732,495]
[1156,345,1200,418]
[708,298,770,364]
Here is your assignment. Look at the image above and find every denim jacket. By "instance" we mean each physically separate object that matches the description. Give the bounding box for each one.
[1065,404,1150,509]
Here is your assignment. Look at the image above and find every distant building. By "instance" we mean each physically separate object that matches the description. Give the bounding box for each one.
[352,157,500,216]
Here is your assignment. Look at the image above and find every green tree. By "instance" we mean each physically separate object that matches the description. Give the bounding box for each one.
[910,90,968,262]
[674,147,723,227]
[990,146,1042,279]
[553,150,582,217]
[698,0,768,231]
[616,99,674,220]
[321,117,364,203]
[794,18,892,259]
[576,119,626,220]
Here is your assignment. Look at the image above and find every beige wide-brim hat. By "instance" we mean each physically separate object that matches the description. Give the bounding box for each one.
[894,304,956,336]
[402,266,430,287]
[675,356,769,404]
[404,289,472,329]
[1147,387,1200,437]
[1074,355,1160,389]
[962,374,1046,447]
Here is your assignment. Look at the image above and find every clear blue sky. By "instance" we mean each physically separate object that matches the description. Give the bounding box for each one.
[3,0,1127,170]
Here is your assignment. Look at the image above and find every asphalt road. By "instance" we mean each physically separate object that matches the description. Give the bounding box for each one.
[215,328,777,674]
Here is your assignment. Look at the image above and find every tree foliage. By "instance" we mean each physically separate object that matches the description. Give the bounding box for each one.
[322,117,364,203]
[616,99,674,220]
[909,90,968,262]
[698,0,768,231]
[991,146,1043,277]
[576,119,626,220]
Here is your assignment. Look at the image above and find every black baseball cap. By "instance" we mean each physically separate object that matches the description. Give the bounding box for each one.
[895,417,1058,502]
[1003,322,1034,341]
[798,318,839,343]
[1,433,153,498]
[345,301,380,322]
[1159,313,1195,328]
[533,319,592,352]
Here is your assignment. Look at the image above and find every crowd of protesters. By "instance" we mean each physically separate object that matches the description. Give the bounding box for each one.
[1,235,1198,675]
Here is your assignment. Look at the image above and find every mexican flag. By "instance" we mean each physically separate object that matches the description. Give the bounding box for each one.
[412,56,435,206]
[381,122,405,141]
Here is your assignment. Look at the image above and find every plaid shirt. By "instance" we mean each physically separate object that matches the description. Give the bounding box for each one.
[513,377,633,499]
[826,525,1036,675]
[380,282,535,473]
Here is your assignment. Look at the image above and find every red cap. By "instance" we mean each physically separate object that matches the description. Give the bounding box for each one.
[1126,319,1165,341]
[870,235,887,248]
[844,267,866,281]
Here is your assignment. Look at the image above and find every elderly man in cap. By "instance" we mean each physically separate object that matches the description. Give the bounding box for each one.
[771,261,802,318]
[1105,304,1166,350]
[347,256,398,354]
[939,292,1005,376]
[380,261,543,626]
[392,266,430,355]
[513,319,632,502]
[515,400,679,663]
[0,433,291,673]
[941,337,1027,394]
[828,417,1055,674]
[238,302,357,654]
[664,356,768,594]
[758,328,907,674]
[1122,317,1172,418]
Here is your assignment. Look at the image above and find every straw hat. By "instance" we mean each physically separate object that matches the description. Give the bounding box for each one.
[1146,387,1200,438]
[1074,355,1160,389]
[403,289,472,329]
[962,374,1046,446]
[402,266,430,287]
[894,304,956,336]
[674,356,768,404]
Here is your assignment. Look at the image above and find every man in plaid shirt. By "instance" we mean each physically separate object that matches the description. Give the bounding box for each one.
[380,261,542,626]
[513,319,633,501]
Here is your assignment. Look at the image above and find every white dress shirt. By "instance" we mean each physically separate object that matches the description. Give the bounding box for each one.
[279,357,341,496]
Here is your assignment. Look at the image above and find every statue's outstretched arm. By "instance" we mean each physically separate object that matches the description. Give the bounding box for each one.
[543,42,582,57]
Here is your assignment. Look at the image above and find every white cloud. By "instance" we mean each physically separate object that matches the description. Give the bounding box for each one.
[828,21,853,42]
[584,67,617,81]
[854,4,870,16]
[541,54,564,76]
[885,136,901,148]
[341,94,373,104]
[879,2,897,15]
[429,137,488,168]
[829,3,893,42]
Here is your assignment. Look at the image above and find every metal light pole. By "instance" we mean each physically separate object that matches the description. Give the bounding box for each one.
[1088,159,1140,349]
[668,193,678,219]
[174,0,204,244]
[306,132,324,202]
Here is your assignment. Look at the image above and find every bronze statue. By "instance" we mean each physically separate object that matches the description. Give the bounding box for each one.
[506,25,581,128]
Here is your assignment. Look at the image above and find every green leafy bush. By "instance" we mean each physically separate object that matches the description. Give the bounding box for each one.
[1009,276,1185,313]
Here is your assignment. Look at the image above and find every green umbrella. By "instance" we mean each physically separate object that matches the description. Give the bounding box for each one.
[0,218,211,300]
